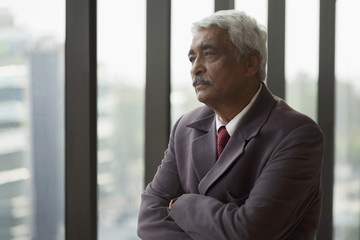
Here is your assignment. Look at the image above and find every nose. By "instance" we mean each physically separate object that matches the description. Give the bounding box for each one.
[190,58,206,77]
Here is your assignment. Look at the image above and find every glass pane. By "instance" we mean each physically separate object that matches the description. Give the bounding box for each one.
[334,0,360,239]
[171,0,214,125]
[285,0,319,121]
[0,1,65,239]
[235,0,268,27]
[97,1,145,239]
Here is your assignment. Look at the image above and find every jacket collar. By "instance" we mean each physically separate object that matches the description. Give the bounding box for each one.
[186,108,215,133]
[235,82,275,141]
[186,82,276,194]
[186,82,275,139]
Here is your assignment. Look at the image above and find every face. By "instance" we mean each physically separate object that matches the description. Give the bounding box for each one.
[188,26,254,109]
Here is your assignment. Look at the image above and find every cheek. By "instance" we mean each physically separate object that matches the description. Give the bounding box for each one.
[206,65,223,81]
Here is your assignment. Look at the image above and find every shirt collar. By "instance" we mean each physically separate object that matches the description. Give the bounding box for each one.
[216,84,262,136]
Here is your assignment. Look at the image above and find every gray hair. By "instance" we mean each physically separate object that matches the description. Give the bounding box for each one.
[192,10,268,81]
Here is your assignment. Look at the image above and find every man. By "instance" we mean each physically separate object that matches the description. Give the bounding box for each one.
[138,10,324,240]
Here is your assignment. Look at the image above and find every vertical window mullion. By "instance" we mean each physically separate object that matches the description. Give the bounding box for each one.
[65,0,97,238]
[317,0,336,239]
[215,0,235,11]
[267,0,286,99]
[145,0,171,185]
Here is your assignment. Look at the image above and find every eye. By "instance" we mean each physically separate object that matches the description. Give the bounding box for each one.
[189,56,195,63]
[205,51,215,56]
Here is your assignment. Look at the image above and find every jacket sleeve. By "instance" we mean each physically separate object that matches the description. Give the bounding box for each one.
[169,124,324,240]
[137,117,192,240]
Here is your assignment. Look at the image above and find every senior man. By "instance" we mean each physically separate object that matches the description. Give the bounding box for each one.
[138,10,324,240]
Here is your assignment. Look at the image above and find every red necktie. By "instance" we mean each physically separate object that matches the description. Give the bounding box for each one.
[217,126,230,157]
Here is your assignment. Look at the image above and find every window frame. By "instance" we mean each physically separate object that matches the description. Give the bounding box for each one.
[65,0,98,239]
[64,0,336,239]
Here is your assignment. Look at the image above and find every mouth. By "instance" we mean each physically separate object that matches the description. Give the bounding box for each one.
[194,81,210,88]
[192,76,214,88]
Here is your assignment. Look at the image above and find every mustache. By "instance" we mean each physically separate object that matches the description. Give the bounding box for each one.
[192,75,214,87]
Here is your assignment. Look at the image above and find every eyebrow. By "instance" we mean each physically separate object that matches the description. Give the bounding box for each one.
[188,43,217,57]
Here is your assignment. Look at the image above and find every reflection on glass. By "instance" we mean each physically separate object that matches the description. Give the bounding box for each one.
[285,0,319,121]
[171,0,214,125]
[0,1,65,239]
[334,0,360,239]
[97,1,145,239]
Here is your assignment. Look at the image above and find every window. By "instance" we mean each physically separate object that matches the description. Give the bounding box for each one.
[334,0,360,238]
[285,0,319,121]
[97,1,146,239]
[1,1,358,239]
[0,1,65,239]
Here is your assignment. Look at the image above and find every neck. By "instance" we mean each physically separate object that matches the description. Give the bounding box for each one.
[213,81,260,123]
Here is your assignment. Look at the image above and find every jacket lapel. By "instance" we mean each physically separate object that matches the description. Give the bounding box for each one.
[186,111,217,182]
[198,83,276,195]
[198,131,246,195]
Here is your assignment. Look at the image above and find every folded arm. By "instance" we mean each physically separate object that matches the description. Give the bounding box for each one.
[169,124,324,239]
[137,117,192,240]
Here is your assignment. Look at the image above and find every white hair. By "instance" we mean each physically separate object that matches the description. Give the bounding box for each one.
[192,10,268,81]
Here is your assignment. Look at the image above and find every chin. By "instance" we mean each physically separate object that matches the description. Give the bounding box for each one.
[196,93,209,104]
[195,87,214,104]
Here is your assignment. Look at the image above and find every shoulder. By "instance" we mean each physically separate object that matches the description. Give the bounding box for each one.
[268,95,323,137]
[174,105,214,127]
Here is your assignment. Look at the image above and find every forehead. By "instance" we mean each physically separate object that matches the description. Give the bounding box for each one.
[190,26,231,51]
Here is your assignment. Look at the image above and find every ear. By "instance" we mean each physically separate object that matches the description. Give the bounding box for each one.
[246,50,260,77]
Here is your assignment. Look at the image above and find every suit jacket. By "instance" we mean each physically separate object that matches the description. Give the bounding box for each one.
[138,83,324,240]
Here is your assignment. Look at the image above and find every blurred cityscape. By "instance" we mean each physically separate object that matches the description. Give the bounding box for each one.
[97,64,144,240]
[0,6,359,240]
[0,7,64,240]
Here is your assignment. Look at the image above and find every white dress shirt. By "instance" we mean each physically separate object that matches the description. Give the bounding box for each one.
[216,84,262,136]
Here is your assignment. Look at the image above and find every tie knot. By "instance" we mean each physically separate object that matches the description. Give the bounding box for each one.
[217,126,230,157]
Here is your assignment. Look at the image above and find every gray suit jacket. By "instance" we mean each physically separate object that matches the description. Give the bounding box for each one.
[138,83,324,240]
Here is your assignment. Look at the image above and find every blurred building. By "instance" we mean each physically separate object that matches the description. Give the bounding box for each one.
[0,8,31,240]
[0,8,64,240]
